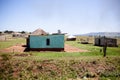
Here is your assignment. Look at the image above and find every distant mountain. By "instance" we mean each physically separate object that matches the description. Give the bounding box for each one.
[75,32,120,38]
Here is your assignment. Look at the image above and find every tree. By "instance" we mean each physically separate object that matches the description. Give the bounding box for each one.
[4,30,14,34]
[0,31,2,35]
[20,31,26,34]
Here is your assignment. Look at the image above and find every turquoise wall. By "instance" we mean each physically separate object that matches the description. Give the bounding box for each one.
[29,35,64,48]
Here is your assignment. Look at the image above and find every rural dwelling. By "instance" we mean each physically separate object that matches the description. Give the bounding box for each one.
[66,35,76,41]
[27,34,64,51]
[94,36,118,47]
[12,32,23,37]
[12,32,28,38]
[31,28,48,35]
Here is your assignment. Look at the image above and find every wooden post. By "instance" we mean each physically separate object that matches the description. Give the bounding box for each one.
[5,36,6,41]
[100,48,102,53]
[103,36,107,57]
[13,49,14,54]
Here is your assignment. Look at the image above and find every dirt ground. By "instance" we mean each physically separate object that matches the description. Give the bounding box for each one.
[0,44,25,53]
[64,44,88,52]
[0,44,88,53]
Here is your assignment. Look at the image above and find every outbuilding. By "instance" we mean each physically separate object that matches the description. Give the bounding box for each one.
[94,36,117,47]
[66,35,76,41]
[27,34,64,51]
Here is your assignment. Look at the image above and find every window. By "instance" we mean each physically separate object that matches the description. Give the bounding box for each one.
[46,38,50,46]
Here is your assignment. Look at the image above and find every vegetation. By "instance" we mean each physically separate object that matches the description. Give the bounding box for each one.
[4,30,14,34]
[0,38,25,49]
[0,31,2,35]
[19,31,26,34]
[0,37,120,79]
[66,41,120,56]
[0,54,120,80]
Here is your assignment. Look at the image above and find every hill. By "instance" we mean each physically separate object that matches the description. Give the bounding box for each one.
[75,32,120,38]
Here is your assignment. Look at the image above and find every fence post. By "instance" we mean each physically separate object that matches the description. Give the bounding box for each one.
[103,36,107,57]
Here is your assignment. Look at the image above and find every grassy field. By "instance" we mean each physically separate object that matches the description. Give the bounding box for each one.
[66,41,120,55]
[0,37,120,80]
[76,36,94,44]
[0,37,120,60]
[0,38,25,49]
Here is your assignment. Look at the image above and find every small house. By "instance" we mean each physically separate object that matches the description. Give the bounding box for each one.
[31,28,48,35]
[27,34,64,51]
[12,32,29,38]
[94,37,117,47]
[12,32,22,37]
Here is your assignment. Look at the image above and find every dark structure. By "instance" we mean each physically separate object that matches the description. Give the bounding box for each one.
[66,38,76,41]
[103,39,107,57]
[80,41,88,44]
[94,37,118,47]
[66,36,76,41]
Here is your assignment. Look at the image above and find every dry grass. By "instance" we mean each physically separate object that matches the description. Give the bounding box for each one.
[0,54,120,80]
[76,36,95,44]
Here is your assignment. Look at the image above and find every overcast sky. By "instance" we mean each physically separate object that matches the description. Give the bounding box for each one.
[0,0,120,34]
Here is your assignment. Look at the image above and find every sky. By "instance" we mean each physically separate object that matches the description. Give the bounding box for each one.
[0,0,120,34]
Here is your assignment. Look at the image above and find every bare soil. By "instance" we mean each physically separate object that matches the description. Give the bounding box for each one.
[0,44,25,53]
[65,44,88,52]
